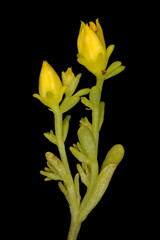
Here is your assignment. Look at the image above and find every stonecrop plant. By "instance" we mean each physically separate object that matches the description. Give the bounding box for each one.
[33,18,125,240]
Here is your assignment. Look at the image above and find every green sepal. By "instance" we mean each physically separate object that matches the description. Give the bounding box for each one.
[101,144,125,171]
[62,115,71,142]
[78,163,116,222]
[77,126,97,160]
[89,86,101,108]
[60,96,80,113]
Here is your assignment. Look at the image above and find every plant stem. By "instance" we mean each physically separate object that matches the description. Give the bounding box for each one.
[54,106,71,172]
[53,106,80,240]
[67,218,81,240]
[78,77,105,222]
[92,76,104,148]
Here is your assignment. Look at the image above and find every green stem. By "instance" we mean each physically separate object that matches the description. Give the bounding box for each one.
[92,77,104,148]
[67,218,82,240]
[96,76,104,92]
[54,106,71,173]
[78,77,105,222]
[53,106,80,240]
[92,106,100,149]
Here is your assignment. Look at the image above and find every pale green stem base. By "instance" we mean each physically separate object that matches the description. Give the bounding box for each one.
[67,218,81,240]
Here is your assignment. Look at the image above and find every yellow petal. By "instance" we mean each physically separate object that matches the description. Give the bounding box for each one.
[95,18,106,48]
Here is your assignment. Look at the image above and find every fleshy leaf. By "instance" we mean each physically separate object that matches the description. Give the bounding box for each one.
[77,126,97,160]
[63,73,82,97]
[46,161,57,174]
[69,146,89,164]
[105,61,125,80]
[43,129,57,145]
[81,97,93,110]
[99,101,105,130]
[89,86,101,107]
[60,96,80,113]
[62,115,71,142]
[101,144,124,171]
[78,163,116,222]
[40,170,63,181]
[77,164,89,187]
[79,117,92,131]
[74,88,90,97]
[58,182,69,202]
[45,152,66,179]
[74,173,81,204]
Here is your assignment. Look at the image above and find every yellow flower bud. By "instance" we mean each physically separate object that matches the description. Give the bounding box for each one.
[33,61,66,108]
[77,18,114,77]
[62,67,75,87]
[61,67,82,97]
[39,61,62,98]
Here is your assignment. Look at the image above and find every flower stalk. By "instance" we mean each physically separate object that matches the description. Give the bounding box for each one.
[53,106,81,240]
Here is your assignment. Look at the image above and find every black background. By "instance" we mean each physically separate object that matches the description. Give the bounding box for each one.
[3,2,146,239]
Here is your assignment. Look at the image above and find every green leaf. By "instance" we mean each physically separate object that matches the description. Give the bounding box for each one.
[105,61,125,80]
[74,88,90,97]
[106,61,122,75]
[69,146,89,164]
[101,144,125,171]
[60,96,80,113]
[65,73,82,97]
[58,182,69,202]
[79,117,92,131]
[46,162,57,174]
[62,115,71,142]
[74,173,81,204]
[78,163,116,222]
[77,164,89,187]
[89,86,101,107]
[45,152,66,179]
[99,101,105,130]
[81,97,93,110]
[43,129,57,145]
[40,170,63,181]
[77,126,97,161]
